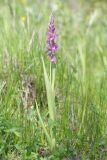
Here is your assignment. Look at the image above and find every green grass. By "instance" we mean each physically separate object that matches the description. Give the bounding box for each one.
[0,0,107,159]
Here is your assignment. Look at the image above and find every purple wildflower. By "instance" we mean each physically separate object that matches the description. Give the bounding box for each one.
[46,15,58,63]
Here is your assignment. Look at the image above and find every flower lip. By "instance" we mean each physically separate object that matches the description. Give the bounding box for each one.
[50,55,55,63]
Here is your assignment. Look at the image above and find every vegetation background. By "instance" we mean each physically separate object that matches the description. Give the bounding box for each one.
[0,0,107,159]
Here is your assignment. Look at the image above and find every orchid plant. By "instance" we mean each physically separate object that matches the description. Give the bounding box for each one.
[36,14,58,151]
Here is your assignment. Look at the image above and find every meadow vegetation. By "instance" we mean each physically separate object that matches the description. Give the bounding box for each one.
[0,0,107,159]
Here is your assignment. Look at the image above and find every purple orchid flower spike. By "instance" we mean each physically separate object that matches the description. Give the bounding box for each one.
[46,14,58,63]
